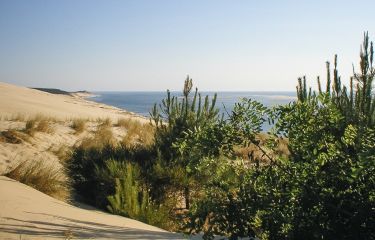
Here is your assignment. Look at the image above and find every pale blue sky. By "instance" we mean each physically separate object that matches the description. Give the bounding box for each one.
[0,0,374,91]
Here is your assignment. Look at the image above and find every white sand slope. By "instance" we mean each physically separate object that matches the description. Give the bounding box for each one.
[0,82,146,174]
[0,176,186,239]
[0,82,193,239]
[0,82,146,122]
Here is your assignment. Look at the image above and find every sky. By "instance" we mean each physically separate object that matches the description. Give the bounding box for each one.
[0,0,374,91]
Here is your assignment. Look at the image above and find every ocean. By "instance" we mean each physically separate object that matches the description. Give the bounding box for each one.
[90,91,297,118]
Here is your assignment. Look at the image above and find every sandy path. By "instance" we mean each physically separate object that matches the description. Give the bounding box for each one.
[0,176,186,240]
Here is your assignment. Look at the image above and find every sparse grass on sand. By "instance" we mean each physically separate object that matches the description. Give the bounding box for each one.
[71,118,86,134]
[1,113,27,121]
[24,116,55,136]
[5,160,70,201]
[234,133,290,163]
[117,118,155,147]
[80,121,116,149]
[51,144,72,162]
[98,117,112,128]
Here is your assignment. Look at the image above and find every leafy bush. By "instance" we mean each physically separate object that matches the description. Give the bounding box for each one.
[187,33,375,239]
[65,141,177,229]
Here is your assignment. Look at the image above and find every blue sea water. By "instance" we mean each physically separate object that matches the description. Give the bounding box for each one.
[90,91,296,118]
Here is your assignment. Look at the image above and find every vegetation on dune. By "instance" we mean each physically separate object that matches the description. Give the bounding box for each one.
[186,33,375,239]
[6,159,70,201]
[117,118,155,147]
[150,76,221,209]
[71,118,86,134]
[24,115,55,136]
[64,33,374,238]
[0,130,24,144]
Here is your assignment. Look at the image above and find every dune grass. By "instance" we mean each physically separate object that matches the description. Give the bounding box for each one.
[24,116,55,136]
[0,130,24,144]
[71,118,86,134]
[79,121,116,149]
[6,160,70,201]
[117,118,155,147]
[98,117,112,128]
[51,144,71,162]
[1,113,27,121]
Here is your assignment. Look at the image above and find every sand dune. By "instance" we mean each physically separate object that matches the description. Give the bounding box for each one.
[0,82,190,239]
[0,82,146,122]
[0,176,185,239]
[0,82,142,174]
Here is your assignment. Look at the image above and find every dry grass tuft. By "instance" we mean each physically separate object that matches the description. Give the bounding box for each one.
[71,119,86,134]
[6,160,70,201]
[2,113,26,121]
[51,144,72,162]
[35,119,54,133]
[98,117,112,128]
[63,229,74,240]
[24,116,54,136]
[24,119,37,136]
[0,130,24,144]
[119,118,155,147]
[80,123,116,149]
[116,118,134,128]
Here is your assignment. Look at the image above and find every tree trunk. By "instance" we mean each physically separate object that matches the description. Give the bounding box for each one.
[184,186,190,209]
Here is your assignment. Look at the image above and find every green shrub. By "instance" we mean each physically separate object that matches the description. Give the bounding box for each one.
[65,141,176,229]
[187,33,375,239]
[106,161,174,229]
[150,76,220,209]
[66,141,155,205]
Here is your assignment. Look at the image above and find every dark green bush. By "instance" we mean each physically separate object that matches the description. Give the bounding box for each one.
[105,160,174,229]
[187,33,375,239]
[150,76,221,209]
[66,143,154,207]
[65,138,177,229]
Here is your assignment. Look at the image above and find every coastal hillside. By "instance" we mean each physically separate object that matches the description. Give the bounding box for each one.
[0,82,146,121]
[0,82,175,239]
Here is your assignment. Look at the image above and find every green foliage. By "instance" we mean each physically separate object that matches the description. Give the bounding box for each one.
[151,75,219,162]
[296,32,375,127]
[65,139,175,229]
[184,98,272,239]
[150,75,220,208]
[106,161,173,229]
[65,143,154,207]
[66,33,374,237]
[106,162,143,217]
[187,33,375,239]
